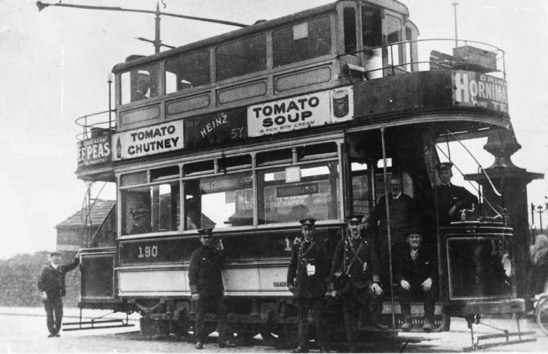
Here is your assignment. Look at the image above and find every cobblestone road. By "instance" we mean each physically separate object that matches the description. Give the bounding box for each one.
[1,307,547,352]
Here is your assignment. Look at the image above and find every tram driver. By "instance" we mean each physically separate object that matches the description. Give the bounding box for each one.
[132,70,151,101]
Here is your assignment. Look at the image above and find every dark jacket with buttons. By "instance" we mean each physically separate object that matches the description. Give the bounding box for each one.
[287,236,330,298]
[395,244,436,285]
[37,257,79,300]
[329,235,381,290]
[189,245,226,296]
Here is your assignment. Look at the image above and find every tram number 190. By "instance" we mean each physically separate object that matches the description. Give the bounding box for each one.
[138,245,158,258]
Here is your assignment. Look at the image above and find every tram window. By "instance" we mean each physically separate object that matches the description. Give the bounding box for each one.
[296,142,338,161]
[386,14,403,66]
[183,173,254,230]
[216,34,267,82]
[272,16,331,68]
[121,182,180,235]
[165,50,210,94]
[351,162,371,216]
[258,162,340,225]
[183,160,214,176]
[218,155,252,172]
[120,171,147,187]
[343,8,357,53]
[151,166,180,182]
[256,148,292,166]
[362,7,381,48]
[120,64,160,105]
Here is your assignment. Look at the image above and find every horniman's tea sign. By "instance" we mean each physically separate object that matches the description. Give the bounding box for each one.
[113,121,184,160]
[247,87,353,137]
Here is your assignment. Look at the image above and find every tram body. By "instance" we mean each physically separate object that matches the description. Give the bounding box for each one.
[75,0,522,343]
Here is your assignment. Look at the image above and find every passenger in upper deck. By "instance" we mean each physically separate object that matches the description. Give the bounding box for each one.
[132,70,151,101]
[129,206,151,234]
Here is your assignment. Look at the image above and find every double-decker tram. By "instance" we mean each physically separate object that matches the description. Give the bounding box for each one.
[74,0,533,349]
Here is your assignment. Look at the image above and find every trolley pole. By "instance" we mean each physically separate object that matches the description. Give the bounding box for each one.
[452,1,459,47]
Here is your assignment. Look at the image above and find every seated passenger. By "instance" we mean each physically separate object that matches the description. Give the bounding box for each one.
[129,206,151,234]
[396,230,437,332]
[132,71,150,101]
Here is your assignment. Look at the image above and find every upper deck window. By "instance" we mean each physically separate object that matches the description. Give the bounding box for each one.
[216,34,267,82]
[166,50,210,94]
[121,64,160,105]
[362,7,382,48]
[273,16,331,68]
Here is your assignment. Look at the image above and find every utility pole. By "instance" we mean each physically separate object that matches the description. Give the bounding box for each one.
[452,1,459,47]
[36,1,248,53]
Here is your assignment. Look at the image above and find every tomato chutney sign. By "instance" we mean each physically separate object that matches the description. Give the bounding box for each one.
[113,121,184,160]
[247,87,353,137]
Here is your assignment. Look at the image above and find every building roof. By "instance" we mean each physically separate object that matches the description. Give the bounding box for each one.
[56,199,116,229]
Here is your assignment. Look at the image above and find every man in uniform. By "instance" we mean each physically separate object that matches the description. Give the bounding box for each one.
[330,215,383,352]
[287,218,329,353]
[37,250,80,337]
[395,231,437,331]
[188,228,229,350]
[435,162,478,226]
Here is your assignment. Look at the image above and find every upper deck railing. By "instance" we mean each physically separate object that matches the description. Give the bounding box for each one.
[75,37,505,140]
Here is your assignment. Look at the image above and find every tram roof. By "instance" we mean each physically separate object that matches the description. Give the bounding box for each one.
[112,0,409,73]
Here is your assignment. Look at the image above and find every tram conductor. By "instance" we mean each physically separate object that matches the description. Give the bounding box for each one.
[329,215,383,352]
[188,228,229,350]
[287,218,329,353]
[435,162,478,226]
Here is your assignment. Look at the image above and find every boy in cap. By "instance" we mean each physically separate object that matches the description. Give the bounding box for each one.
[37,250,80,337]
[287,218,329,353]
[434,162,478,226]
[188,228,229,350]
[329,215,383,352]
[395,231,437,331]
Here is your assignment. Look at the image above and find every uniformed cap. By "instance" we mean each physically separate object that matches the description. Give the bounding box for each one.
[346,215,364,224]
[198,228,213,237]
[49,250,62,256]
[435,162,453,171]
[299,218,316,226]
[407,229,422,237]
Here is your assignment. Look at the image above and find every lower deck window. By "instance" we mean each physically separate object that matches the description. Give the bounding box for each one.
[184,173,254,230]
[259,162,339,224]
[121,182,180,235]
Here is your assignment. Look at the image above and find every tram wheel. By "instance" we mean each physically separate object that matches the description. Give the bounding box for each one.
[260,327,298,349]
[536,297,548,336]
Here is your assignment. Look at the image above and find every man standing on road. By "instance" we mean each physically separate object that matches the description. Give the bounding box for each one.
[330,215,383,352]
[287,218,330,353]
[37,250,80,338]
[188,228,229,350]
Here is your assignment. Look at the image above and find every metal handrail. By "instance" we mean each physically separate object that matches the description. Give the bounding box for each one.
[75,110,115,141]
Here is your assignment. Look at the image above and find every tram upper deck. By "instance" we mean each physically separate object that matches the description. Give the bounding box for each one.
[76,0,509,182]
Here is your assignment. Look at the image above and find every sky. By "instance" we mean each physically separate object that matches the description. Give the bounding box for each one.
[0,0,547,259]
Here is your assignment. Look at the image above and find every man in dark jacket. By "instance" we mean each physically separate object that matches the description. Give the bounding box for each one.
[188,228,228,350]
[37,250,80,337]
[330,215,383,352]
[365,176,418,289]
[434,162,478,226]
[287,218,329,353]
[395,231,437,331]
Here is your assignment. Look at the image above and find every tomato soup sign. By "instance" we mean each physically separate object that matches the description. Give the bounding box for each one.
[247,87,353,137]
